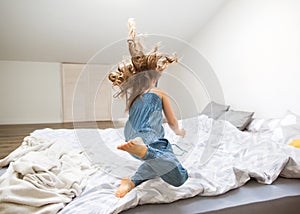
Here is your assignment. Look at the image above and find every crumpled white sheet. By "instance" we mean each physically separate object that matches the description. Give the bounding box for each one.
[60,115,300,213]
[0,136,97,214]
[1,115,300,214]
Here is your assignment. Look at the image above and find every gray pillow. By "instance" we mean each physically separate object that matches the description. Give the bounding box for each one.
[200,101,230,119]
[219,110,254,131]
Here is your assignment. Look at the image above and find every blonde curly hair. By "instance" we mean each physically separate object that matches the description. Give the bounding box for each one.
[108,18,177,87]
[108,18,177,110]
[114,70,161,111]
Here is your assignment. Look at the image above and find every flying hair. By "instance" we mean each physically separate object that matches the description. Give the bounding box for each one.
[108,18,178,110]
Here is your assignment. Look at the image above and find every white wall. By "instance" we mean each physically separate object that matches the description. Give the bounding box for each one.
[190,0,300,118]
[159,63,213,119]
[2,0,300,123]
[0,61,62,124]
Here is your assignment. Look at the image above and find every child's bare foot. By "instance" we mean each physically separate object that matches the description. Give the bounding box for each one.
[117,137,147,159]
[115,177,135,198]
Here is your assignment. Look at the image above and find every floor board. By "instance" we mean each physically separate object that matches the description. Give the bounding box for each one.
[0,121,114,159]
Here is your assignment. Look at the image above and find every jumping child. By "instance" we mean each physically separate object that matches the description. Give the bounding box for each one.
[108,19,188,198]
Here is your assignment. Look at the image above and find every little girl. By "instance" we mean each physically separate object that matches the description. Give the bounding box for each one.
[113,70,188,198]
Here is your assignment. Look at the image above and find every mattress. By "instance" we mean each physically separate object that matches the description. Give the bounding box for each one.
[122,178,300,214]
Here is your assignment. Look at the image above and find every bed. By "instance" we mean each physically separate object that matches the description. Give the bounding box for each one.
[1,110,300,214]
[122,178,300,214]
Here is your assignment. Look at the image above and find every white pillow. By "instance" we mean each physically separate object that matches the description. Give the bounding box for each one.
[280,110,300,144]
[248,110,300,144]
[247,118,281,132]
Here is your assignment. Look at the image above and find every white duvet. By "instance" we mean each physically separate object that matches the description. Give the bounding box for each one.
[1,115,300,214]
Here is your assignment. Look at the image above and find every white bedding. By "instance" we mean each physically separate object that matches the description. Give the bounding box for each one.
[1,115,300,214]
[0,136,97,213]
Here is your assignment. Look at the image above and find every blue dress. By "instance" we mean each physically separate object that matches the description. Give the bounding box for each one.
[124,92,188,187]
[125,92,164,144]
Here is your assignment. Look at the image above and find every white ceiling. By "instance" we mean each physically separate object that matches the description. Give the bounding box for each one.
[0,0,226,64]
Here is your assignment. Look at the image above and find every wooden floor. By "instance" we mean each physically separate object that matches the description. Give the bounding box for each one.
[0,121,114,159]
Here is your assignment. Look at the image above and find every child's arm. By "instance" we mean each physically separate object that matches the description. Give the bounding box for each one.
[158,90,185,137]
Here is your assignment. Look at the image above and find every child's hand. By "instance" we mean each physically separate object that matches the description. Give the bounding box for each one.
[175,128,186,137]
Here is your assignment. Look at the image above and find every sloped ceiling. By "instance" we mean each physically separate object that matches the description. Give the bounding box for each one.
[0,0,226,63]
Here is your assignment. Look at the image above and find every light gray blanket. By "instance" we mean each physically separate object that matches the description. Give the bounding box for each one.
[0,136,97,213]
[1,115,300,214]
[60,115,300,213]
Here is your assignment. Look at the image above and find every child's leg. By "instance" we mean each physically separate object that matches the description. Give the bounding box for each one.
[115,137,149,198]
[144,139,188,187]
[115,177,135,198]
[159,161,188,187]
[117,138,188,189]
[131,162,158,186]
[117,137,147,159]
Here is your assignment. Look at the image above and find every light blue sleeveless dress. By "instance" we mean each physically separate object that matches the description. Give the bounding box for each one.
[124,92,188,187]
